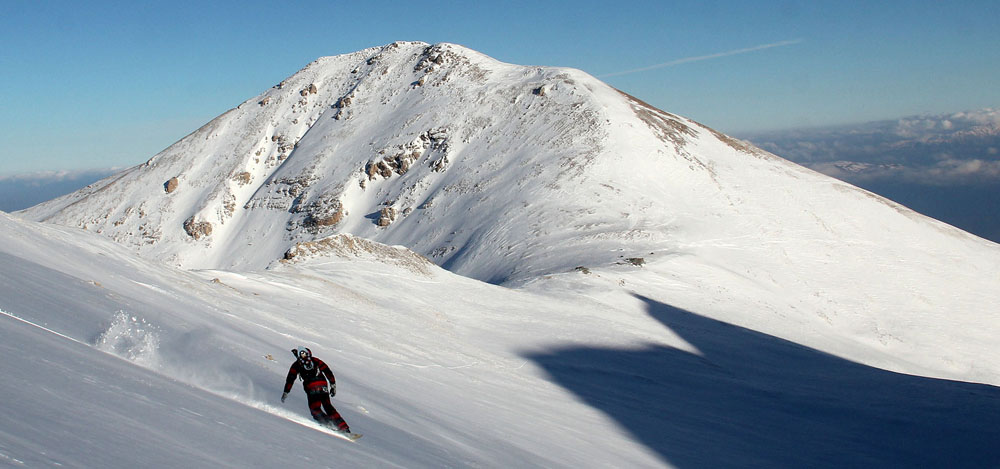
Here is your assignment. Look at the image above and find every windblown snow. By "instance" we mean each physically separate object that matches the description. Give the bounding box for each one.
[5,42,1000,467]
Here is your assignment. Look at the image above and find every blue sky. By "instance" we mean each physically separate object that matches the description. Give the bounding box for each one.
[1,0,998,175]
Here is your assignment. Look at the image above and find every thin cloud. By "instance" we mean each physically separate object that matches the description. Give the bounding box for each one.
[0,168,121,183]
[599,39,803,78]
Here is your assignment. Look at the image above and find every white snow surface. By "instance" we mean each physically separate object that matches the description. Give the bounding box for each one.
[6,42,1000,467]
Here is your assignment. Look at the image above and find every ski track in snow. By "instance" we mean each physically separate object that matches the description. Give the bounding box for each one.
[0,308,89,347]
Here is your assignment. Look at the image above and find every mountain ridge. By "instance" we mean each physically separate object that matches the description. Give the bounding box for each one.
[17,42,706,274]
[24,41,959,277]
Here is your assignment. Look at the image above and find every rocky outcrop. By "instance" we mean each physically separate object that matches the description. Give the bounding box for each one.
[164,177,179,193]
[300,83,318,96]
[301,197,345,231]
[232,172,252,186]
[377,207,397,227]
[364,128,449,180]
[183,217,212,240]
[333,91,355,120]
[282,233,433,276]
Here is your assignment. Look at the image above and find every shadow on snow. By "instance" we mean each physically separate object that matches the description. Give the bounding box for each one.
[527,295,1000,468]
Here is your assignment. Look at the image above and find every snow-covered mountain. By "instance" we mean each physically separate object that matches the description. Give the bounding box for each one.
[7,42,1000,466]
[18,41,932,281]
[21,40,1000,379]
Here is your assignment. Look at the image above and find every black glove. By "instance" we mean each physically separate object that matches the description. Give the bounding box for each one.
[330,382,337,397]
[281,391,288,403]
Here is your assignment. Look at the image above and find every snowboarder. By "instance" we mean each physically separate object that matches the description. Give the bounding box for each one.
[281,346,351,434]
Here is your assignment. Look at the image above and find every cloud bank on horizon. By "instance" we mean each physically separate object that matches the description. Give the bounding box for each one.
[0,168,118,212]
[744,108,1000,186]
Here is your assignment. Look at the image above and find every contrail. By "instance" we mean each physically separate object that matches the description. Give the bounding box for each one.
[599,39,803,78]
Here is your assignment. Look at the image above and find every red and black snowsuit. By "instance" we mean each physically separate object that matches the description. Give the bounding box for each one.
[284,356,350,432]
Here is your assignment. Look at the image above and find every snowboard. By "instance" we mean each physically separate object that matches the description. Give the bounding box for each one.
[320,421,362,441]
[331,429,363,442]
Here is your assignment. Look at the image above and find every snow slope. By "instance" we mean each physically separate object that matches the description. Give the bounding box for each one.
[4,210,1000,468]
[7,42,1000,467]
[0,210,663,467]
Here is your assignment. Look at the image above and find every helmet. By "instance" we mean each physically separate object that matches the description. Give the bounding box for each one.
[295,347,314,370]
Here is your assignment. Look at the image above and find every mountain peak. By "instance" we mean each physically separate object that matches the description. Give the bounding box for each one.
[19,43,994,288]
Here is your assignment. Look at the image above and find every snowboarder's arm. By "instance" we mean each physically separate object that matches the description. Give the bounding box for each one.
[316,358,336,385]
[283,364,299,393]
